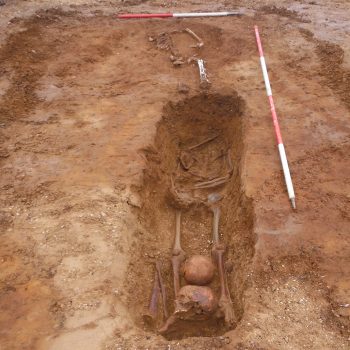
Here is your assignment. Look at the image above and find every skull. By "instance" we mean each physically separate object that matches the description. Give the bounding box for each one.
[182,255,215,285]
[174,285,218,321]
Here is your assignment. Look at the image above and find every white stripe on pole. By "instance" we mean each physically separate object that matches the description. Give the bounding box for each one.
[278,144,296,209]
[260,57,272,97]
[173,12,239,17]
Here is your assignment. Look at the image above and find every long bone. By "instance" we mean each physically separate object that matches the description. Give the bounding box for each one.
[158,212,185,333]
[156,260,169,319]
[142,270,160,324]
[208,193,236,325]
[184,28,204,48]
[172,210,186,297]
[194,175,230,189]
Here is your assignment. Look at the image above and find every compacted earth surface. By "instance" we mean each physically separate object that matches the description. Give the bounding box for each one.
[0,0,349,349]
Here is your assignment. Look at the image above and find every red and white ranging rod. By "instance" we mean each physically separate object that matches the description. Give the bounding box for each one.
[117,11,241,19]
[254,25,296,210]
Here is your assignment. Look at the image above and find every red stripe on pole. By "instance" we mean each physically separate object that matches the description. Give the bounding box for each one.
[254,25,264,57]
[268,95,283,144]
[117,13,173,19]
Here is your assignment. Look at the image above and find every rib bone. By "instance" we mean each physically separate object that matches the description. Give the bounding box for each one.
[194,175,229,189]
[172,210,186,297]
[187,134,219,150]
[208,193,236,325]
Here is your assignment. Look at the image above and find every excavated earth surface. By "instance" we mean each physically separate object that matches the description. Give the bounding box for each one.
[0,1,349,349]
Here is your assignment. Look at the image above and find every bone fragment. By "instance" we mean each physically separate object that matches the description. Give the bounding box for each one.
[179,151,195,170]
[172,58,185,66]
[187,55,199,64]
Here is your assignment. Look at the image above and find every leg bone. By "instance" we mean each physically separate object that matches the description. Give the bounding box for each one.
[142,270,159,324]
[172,210,186,297]
[156,260,169,319]
[159,210,186,334]
[209,194,236,325]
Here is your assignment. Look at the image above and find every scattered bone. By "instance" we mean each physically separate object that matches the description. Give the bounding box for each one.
[187,55,199,64]
[208,193,236,325]
[170,55,185,66]
[142,270,160,325]
[151,29,206,71]
[172,58,186,66]
[184,28,204,48]
[156,261,169,319]
[187,134,219,150]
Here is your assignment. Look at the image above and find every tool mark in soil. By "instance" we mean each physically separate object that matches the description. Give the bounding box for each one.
[0,10,73,123]
[125,93,255,339]
[260,5,309,23]
[299,29,350,111]
[0,9,119,125]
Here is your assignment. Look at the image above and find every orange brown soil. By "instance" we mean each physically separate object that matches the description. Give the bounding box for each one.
[0,1,349,349]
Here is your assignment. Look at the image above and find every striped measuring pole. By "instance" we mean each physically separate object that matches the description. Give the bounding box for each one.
[117,11,242,19]
[254,25,296,209]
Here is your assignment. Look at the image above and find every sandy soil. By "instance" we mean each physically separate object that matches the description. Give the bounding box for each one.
[0,1,349,349]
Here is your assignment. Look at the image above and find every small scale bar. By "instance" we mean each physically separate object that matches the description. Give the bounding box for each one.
[117,11,242,19]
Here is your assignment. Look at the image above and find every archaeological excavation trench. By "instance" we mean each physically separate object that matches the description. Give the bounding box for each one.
[125,93,255,339]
